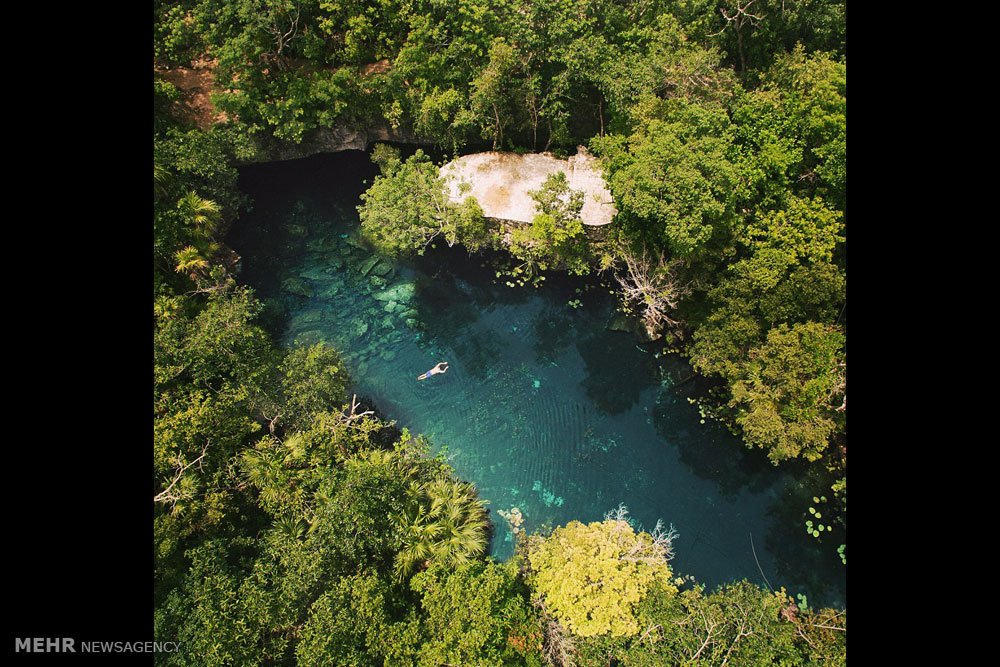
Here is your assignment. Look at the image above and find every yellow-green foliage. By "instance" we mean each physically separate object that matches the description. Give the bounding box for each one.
[527,518,677,638]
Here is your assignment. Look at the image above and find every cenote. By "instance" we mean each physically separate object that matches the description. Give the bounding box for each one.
[227,149,846,609]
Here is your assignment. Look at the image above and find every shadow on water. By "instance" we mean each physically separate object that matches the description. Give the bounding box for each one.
[225,149,846,609]
[651,376,846,608]
[652,382,775,500]
[410,273,495,368]
[577,331,657,416]
[530,304,577,365]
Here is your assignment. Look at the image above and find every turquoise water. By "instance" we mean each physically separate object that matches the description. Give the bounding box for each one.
[228,151,846,608]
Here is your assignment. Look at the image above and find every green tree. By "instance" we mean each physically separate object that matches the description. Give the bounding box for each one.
[525,506,679,638]
[574,579,845,665]
[743,45,846,208]
[409,560,544,666]
[295,571,400,666]
[177,191,222,239]
[746,195,843,268]
[593,99,737,261]
[470,38,524,149]
[759,261,844,325]
[154,539,259,665]
[359,146,488,255]
[730,321,845,462]
[154,289,273,539]
[509,171,591,277]
[596,12,737,130]
[274,342,351,433]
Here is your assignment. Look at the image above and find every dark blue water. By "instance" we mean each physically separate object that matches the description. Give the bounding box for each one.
[228,151,846,609]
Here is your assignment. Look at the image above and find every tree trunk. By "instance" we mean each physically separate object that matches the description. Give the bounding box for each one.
[736,26,746,72]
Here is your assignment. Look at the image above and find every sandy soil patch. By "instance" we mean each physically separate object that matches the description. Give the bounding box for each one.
[156,58,229,130]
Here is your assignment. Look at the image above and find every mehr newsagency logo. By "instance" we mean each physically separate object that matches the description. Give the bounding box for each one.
[14,638,180,653]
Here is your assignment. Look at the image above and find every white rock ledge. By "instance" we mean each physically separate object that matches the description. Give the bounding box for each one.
[440,147,617,226]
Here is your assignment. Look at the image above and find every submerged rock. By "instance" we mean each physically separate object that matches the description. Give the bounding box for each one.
[306,238,339,252]
[374,283,415,303]
[350,319,369,338]
[299,266,332,281]
[285,223,308,238]
[291,330,325,346]
[607,313,632,333]
[281,277,313,298]
[531,480,564,507]
[607,312,663,342]
[345,235,367,250]
[359,255,381,276]
[291,309,323,325]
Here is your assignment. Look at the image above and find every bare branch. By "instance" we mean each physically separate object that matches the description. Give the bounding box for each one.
[709,0,764,37]
[614,248,690,340]
[339,394,374,427]
[707,0,763,71]
[638,623,662,646]
[605,504,678,564]
[690,609,719,660]
[811,623,847,632]
[604,502,630,523]
[540,610,576,667]
[154,441,209,505]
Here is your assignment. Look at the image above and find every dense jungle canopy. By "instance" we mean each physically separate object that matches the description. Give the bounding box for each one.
[151,1,846,664]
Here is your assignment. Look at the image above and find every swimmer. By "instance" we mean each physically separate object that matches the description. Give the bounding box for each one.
[417,362,449,380]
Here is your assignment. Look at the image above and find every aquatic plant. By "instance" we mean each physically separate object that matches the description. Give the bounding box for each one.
[805,495,831,538]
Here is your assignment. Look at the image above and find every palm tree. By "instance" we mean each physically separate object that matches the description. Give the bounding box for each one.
[154,162,171,199]
[153,295,180,320]
[273,516,308,539]
[393,476,489,581]
[174,246,209,280]
[178,191,222,238]
[241,445,307,512]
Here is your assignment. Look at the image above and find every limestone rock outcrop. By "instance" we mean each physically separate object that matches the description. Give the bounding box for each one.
[439,147,617,226]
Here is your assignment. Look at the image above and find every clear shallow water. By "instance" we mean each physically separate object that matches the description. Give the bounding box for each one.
[228,151,846,609]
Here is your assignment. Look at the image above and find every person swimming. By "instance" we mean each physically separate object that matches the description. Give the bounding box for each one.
[417,362,449,380]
